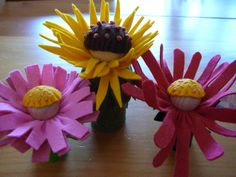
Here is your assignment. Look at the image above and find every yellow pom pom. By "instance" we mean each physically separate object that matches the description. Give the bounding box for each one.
[167,79,205,98]
[22,85,62,108]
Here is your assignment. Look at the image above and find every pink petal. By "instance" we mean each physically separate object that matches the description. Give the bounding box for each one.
[63,77,83,96]
[77,79,90,89]
[45,119,67,153]
[154,110,177,148]
[205,60,236,98]
[190,113,224,160]
[0,82,19,101]
[26,121,46,150]
[184,52,201,79]
[202,118,236,137]
[201,91,235,107]
[143,80,159,109]
[0,113,27,131]
[121,83,145,101]
[58,141,70,156]
[11,138,30,153]
[153,133,176,167]
[142,50,169,89]
[59,116,90,139]
[132,60,148,80]
[61,86,91,107]
[41,64,55,87]
[60,101,94,119]
[5,76,15,90]
[9,70,28,97]
[54,66,67,91]
[198,55,221,85]
[32,141,51,163]
[78,112,99,123]
[174,116,191,177]
[8,121,36,138]
[173,49,185,81]
[84,92,96,101]
[25,64,41,89]
[0,102,21,113]
[199,107,236,123]
[66,71,77,87]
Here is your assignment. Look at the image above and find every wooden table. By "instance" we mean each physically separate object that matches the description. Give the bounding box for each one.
[0,0,236,176]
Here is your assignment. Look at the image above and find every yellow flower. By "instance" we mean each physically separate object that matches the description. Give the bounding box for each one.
[39,0,158,110]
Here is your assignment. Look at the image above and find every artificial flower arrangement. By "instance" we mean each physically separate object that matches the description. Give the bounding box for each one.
[0,1,235,176]
[122,45,236,177]
[39,0,158,132]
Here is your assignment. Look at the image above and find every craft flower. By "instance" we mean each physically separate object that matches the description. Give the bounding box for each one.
[122,45,236,177]
[0,64,98,162]
[39,0,158,110]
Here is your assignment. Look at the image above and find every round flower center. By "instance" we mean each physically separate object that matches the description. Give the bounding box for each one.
[167,79,205,111]
[84,21,131,62]
[22,85,62,120]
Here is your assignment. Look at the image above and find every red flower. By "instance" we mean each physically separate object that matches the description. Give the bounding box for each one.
[122,45,236,177]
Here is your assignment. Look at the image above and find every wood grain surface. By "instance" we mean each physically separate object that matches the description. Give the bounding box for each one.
[0,0,236,177]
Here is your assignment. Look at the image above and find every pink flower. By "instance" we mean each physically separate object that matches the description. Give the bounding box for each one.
[122,45,236,177]
[0,64,98,162]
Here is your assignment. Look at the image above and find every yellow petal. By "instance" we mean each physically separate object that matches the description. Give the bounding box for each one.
[84,58,100,75]
[129,16,144,36]
[39,34,59,44]
[105,2,110,23]
[117,69,141,80]
[52,29,84,49]
[72,4,89,34]
[118,48,134,63]
[89,0,98,25]
[100,0,106,22]
[61,56,88,68]
[55,9,83,41]
[79,70,94,79]
[60,43,91,59]
[108,60,119,68]
[110,71,122,107]
[131,20,155,43]
[134,41,154,58]
[97,67,110,77]
[122,6,139,32]
[43,21,75,39]
[39,45,65,56]
[93,62,107,77]
[96,75,110,110]
[133,31,158,47]
[114,0,121,25]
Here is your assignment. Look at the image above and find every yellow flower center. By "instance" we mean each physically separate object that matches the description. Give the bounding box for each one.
[167,79,205,111]
[90,50,124,62]
[22,85,62,120]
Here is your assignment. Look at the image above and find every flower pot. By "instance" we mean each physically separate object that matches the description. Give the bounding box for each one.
[90,77,130,132]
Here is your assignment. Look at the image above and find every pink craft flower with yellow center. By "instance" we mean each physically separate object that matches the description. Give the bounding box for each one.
[122,45,236,177]
[0,64,98,162]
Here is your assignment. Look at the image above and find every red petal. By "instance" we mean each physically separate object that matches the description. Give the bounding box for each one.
[154,110,177,148]
[173,49,185,81]
[184,52,201,79]
[174,116,191,177]
[142,50,169,89]
[189,113,224,160]
[198,55,220,85]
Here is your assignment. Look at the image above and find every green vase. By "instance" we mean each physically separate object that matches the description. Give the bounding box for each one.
[90,77,130,132]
